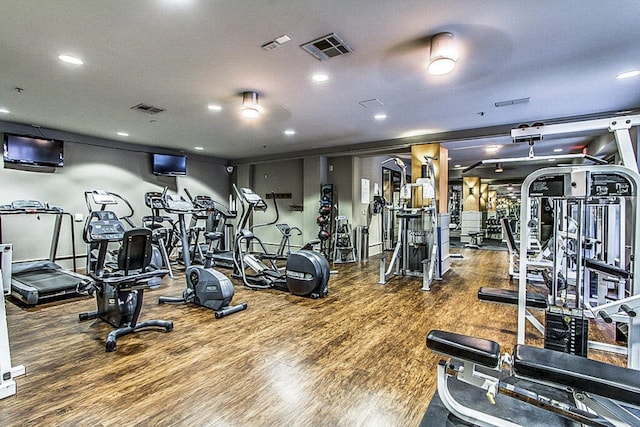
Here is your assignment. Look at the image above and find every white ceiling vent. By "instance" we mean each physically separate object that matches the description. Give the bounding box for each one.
[131,103,165,114]
[301,33,352,61]
[358,98,384,108]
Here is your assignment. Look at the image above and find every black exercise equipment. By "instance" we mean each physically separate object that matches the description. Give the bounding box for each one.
[233,185,329,299]
[159,230,247,318]
[427,329,640,426]
[183,190,237,269]
[85,190,166,274]
[143,191,177,277]
[157,188,202,268]
[275,223,302,259]
[79,210,173,352]
[285,250,330,298]
[0,200,91,305]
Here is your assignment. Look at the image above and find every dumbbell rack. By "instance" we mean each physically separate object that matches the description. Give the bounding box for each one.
[333,216,356,264]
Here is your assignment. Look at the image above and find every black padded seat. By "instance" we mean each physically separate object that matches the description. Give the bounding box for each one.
[513,344,640,407]
[427,330,501,368]
[478,287,548,309]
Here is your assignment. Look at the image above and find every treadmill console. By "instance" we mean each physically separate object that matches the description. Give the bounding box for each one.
[0,200,62,213]
[84,211,126,242]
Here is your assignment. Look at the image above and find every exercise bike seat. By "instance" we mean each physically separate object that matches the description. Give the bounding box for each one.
[205,231,224,241]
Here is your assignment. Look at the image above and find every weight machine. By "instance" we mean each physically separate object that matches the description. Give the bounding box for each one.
[379,156,439,290]
[514,115,640,368]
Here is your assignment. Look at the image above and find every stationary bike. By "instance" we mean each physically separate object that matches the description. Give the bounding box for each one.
[159,218,248,318]
[79,210,174,352]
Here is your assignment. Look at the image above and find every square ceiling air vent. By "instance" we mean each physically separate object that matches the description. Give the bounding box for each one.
[131,103,165,114]
[301,33,352,61]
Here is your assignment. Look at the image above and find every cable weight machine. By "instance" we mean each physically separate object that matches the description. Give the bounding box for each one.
[378,156,439,290]
[513,114,640,367]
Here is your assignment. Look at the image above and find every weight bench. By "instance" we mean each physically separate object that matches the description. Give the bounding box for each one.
[427,329,640,426]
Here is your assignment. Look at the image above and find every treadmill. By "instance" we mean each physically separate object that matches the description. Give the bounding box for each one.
[0,200,91,305]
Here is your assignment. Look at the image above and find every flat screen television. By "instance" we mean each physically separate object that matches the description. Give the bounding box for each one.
[152,153,187,176]
[3,133,64,167]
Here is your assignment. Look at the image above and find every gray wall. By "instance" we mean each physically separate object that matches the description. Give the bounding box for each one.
[0,123,228,266]
[251,159,305,251]
[233,154,395,258]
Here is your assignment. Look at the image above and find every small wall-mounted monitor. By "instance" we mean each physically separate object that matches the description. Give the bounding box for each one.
[152,153,187,176]
[3,133,64,167]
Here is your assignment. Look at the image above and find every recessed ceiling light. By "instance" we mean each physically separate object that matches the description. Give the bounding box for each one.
[284,129,296,136]
[617,70,640,79]
[485,145,500,153]
[454,164,461,168]
[274,34,291,45]
[548,158,556,162]
[117,131,129,137]
[374,114,387,120]
[0,108,9,114]
[312,73,329,83]
[58,54,83,65]
[208,104,222,111]
[553,148,562,153]
[447,157,452,161]
[194,146,204,151]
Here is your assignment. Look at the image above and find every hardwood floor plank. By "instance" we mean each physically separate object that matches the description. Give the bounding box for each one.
[0,248,628,426]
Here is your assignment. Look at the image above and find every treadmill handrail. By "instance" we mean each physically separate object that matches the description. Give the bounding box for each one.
[0,205,79,272]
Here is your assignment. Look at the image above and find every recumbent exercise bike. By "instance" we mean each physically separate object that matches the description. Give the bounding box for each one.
[79,210,173,352]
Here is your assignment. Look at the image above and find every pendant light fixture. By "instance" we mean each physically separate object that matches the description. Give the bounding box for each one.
[241,91,260,118]
[428,32,457,76]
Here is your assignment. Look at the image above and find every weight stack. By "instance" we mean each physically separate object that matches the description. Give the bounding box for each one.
[544,310,588,356]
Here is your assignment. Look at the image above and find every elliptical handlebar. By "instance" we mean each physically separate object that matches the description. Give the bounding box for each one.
[250,191,279,231]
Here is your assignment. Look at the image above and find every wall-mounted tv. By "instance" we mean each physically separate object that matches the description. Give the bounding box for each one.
[3,133,64,167]
[152,153,187,176]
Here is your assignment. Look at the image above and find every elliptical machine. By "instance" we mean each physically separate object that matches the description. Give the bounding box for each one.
[158,188,247,318]
[232,185,329,299]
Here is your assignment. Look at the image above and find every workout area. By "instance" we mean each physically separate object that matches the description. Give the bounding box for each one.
[1,2,640,426]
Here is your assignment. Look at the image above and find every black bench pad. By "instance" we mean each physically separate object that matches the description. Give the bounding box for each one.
[478,287,548,309]
[514,344,640,406]
[427,330,501,368]
[584,258,630,279]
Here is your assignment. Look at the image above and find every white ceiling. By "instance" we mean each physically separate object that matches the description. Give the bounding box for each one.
[1,0,639,177]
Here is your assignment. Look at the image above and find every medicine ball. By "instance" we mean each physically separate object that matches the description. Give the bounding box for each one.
[316,215,329,226]
[319,205,331,215]
[318,230,330,241]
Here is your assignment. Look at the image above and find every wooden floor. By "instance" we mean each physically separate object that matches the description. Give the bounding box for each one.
[0,248,627,426]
